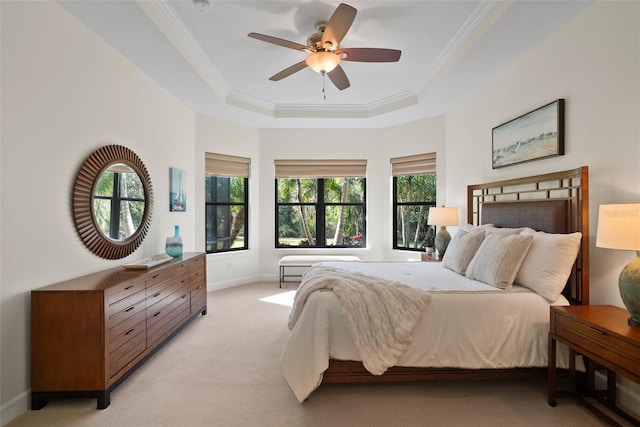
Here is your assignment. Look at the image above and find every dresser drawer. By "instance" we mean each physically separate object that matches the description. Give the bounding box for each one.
[107,280,145,306]
[188,267,205,284]
[109,316,146,355]
[185,256,205,274]
[190,278,206,294]
[191,290,206,313]
[108,296,146,327]
[109,336,146,379]
[145,267,178,289]
[147,297,191,347]
[109,310,146,343]
[107,289,146,317]
[556,314,640,375]
[147,291,190,329]
[146,280,189,313]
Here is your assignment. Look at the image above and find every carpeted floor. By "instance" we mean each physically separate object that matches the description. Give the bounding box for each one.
[9,282,622,426]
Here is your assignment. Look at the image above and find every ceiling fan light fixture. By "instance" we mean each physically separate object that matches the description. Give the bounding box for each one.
[306,51,340,74]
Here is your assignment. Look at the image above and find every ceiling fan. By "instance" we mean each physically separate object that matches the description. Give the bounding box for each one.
[247,3,401,91]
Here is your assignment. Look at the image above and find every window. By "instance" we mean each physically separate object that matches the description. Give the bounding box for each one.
[391,153,437,251]
[93,163,145,241]
[275,159,366,248]
[205,153,249,253]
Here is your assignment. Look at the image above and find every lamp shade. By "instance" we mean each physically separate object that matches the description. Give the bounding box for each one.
[305,52,341,73]
[427,207,459,226]
[596,204,640,250]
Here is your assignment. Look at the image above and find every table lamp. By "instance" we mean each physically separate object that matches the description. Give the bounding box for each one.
[595,203,640,327]
[427,206,459,258]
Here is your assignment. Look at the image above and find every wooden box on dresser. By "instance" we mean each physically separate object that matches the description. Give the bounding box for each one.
[31,252,206,409]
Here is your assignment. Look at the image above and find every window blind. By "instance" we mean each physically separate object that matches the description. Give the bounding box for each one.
[205,152,250,177]
[274,159,367,178]
[390,152,436,176]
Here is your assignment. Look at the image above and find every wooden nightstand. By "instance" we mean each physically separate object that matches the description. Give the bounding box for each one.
[421,252,441,262]
[548,305,640,425]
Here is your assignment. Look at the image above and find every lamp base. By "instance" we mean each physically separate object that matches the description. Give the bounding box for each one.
[435,226,452,258]
[619,253,640,328]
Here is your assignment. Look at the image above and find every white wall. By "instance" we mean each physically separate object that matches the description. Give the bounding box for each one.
[446,0,640,307]
[257,119,445,280]
[445,1,640,414]
[195,115,262,290]
[2,0,639,424]
[1,2,197,423]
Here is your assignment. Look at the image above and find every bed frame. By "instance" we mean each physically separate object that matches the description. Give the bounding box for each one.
[322,166,589,384]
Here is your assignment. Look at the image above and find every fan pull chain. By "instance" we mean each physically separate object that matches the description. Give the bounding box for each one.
[322,71,327,100]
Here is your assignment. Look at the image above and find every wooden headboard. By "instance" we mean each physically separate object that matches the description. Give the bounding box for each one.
[467,166,589,305]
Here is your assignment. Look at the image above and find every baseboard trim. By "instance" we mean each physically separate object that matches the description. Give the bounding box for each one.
[1,389,29,426]
[594,371,640,419]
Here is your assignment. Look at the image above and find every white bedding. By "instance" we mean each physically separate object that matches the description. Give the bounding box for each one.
[281,261,573,403]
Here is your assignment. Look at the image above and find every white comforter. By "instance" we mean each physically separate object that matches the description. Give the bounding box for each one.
[281,261,572,403]
[288,266,431,376]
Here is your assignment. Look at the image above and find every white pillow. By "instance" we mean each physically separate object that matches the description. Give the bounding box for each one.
[441,229,486,275]
[515,231,582,302]
[466,233,533,289]
[484,225,528,235]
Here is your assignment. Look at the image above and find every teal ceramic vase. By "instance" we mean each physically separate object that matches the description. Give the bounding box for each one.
[619,253,640,327]
[165,225,183,257]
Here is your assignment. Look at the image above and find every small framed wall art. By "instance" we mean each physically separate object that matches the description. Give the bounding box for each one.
[169,167,186,212]
[491,99,564,169]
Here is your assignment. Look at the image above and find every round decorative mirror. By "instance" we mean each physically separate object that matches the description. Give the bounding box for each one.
[73,145,153,259]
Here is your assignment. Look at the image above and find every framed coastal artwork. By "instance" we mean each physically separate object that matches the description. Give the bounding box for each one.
[491,99,564,169]
[169,167,186,212]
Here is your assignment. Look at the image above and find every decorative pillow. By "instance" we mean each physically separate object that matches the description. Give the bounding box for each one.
[441,229,486,275]
[515,231,582,302]
[466,233,534,289]
[461,223,494,232]
[483,225,528,235]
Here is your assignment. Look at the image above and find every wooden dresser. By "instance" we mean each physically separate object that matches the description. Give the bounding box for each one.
[31,252,206,409]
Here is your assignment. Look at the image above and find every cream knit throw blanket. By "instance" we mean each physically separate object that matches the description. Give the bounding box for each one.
[288,266,431,375]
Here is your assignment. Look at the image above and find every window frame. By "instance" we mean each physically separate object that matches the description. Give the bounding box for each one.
[93,170,146,241]
[392,173,437,252]
[205,175,249,254]
[274,177,367,249]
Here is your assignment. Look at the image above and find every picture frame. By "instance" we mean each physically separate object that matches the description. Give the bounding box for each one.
[169,167,186,212]
[492,99,564,169]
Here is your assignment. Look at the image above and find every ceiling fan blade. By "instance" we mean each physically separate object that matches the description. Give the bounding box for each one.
[248,32,310,52]
[269,60,308,81]
[327,65,350,90]
[321,3,357,50]
[338,48,401,63]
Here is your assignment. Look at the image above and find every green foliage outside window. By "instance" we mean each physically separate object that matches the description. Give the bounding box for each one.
[205,176,248,253]
[394,174,437,250]
[276,177,365,248]
[93,168,145,241]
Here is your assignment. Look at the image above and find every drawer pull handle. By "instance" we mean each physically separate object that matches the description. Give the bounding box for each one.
[589,326,605,335]
[153,311,161,317]
[152,274,160,279]
[181,279,187,284]
[152,292,161,298]
[125,306,135,312]
[196,285,202,290]
[182,294,188,299]
[125,328,135,335]
[124,285,134,290]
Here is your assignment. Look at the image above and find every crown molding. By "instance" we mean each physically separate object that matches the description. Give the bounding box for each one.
[418,0,512,100]
[136,0,230,99]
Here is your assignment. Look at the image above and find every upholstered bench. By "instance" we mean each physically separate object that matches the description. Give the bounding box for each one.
[278,255,361,287]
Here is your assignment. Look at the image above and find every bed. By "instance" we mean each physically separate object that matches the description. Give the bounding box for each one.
[281,167,589,402]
